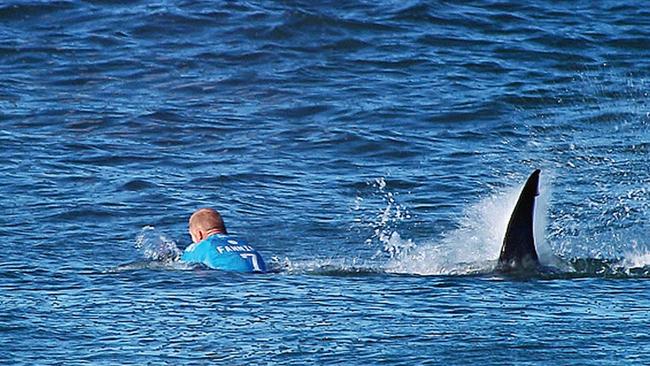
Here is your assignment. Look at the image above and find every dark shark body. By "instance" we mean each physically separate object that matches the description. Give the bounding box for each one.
[496,169,541,272]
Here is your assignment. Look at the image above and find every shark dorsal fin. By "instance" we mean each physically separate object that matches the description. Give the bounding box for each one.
[497,169,541,272]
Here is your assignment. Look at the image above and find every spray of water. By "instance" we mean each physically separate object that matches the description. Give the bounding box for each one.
[134,225,182,263]
[514,68,650,262]
[620,240,650,271]
[358,177,413,259]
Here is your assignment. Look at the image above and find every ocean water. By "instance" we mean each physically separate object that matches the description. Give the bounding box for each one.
[1,0,649,364]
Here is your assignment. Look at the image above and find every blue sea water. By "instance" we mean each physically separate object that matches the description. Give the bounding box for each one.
[1,0,649,364]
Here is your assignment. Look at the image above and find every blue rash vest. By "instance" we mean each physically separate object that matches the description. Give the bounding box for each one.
[181,234,267,273]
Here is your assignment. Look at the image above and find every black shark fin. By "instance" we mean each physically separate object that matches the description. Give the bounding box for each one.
[497,169,541,272]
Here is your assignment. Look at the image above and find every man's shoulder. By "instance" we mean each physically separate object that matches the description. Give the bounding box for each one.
[208,234,250,246]
[184,234,257,255]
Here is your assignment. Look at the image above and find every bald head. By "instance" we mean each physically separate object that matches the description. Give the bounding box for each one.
[189,208,227,243]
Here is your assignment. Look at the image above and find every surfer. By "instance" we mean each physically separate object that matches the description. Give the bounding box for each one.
[181,208,267,273]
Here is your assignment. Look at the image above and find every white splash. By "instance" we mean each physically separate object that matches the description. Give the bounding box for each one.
[134,225,182,263]
[622,252,650,269]
[620,241,650,269]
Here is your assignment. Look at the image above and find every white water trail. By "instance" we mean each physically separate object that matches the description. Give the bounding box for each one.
[269,256,381,275]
